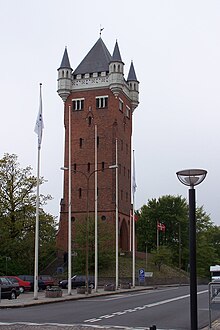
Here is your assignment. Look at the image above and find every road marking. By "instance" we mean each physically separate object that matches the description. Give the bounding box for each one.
[83,287,178,302]
[84,289,208,323]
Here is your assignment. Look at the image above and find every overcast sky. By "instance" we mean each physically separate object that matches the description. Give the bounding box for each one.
[1,0,220,225]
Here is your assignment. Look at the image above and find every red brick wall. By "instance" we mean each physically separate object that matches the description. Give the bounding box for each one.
[56,87,133,253]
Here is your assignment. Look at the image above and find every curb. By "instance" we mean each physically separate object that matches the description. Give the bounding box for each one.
[0,286,155,309]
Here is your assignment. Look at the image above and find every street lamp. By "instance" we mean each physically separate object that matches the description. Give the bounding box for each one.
[176,169,207,330]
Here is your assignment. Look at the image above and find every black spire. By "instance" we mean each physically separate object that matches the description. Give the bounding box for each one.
[127,61,138,81]
[59,47,71,69]
[111,40,123,62]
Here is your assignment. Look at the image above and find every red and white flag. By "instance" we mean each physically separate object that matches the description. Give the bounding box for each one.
[157,221,166,232]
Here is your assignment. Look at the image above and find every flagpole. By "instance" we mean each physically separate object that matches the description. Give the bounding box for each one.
[115,138,119,290]
[129,210,132,252]
[157,221,160,250]
[94,124,98,292]
[157,221,159,250]
[67,105,72,295]
[34,83,43,300]
[34,146,40,300]
[132,150,136,288]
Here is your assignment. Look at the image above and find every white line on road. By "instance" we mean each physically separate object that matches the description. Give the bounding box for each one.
[84,289,208,323]
[83,287,179,302]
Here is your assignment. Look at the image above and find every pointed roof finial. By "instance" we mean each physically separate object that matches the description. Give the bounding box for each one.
[100,25,104,37]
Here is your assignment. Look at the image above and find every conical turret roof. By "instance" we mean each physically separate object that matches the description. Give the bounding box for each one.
[74,38,112,75]
[127,61,138,81]
[111,40,123,62]
[59,47,72,69]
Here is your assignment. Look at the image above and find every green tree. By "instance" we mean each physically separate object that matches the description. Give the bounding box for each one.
[136,195,188,268]
[0,153,56,274]
[196,207,219,278]
[151,246,172,271]
[73,216,115,274]
[136,194,220,278]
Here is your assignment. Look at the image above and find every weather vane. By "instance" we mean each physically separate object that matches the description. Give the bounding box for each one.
[99,25,104,37]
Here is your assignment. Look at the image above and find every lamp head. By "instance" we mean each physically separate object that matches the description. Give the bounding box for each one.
[176,169,207,188]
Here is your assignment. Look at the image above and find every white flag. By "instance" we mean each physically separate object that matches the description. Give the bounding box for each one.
[34,83,44,148]
[132,150,137,194]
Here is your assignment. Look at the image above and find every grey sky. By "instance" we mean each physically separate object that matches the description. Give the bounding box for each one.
[0,1,219,224]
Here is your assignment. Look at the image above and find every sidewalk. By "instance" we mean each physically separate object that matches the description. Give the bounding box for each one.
[0,286,151,308]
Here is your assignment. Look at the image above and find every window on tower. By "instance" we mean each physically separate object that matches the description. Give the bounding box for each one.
[79,188,82,199]
[119,99,123,112]
[126,105,131,118]
[96,96,108,109]
[72,98,84,111]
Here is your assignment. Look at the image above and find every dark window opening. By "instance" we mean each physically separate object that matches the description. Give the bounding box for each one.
[102,162,105,171]
[87,162,90,172]
[96,96,108,109]
[88,116,92,126]
[119,164,121,174]
[72,99,84,111]
[73,163,76,172]
[79,188,82,198]
[97,136,99,147]
[79,138,83,148]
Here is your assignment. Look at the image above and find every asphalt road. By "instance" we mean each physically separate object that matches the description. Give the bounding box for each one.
[0,285,220,329]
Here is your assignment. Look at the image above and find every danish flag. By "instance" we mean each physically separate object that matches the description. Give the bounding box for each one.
[157,221,166,232]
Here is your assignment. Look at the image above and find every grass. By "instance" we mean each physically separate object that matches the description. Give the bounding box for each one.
[99,252,189,283]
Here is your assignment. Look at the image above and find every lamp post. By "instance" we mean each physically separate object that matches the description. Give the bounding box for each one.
[60,105,72,296]
[73,164,117,294]
[176,169,207,330]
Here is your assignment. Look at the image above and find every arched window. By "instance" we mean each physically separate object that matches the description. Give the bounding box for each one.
[113,64,116,72]
[87,162,90,172]
[66,71,69,78]
[62,70,64,78]
[118,64,120,72]
[79,188,82,198]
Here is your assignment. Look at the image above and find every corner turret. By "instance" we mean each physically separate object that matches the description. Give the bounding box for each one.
[127,61,139,111]
[109,40,124,97]
[57,47,73,102]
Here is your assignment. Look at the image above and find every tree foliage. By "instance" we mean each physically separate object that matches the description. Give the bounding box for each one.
[0,153,57,275]
[73,216,115,274]
[136,195,220,278]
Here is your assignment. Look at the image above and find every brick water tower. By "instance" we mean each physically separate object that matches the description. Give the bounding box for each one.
[56,37,139,257]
